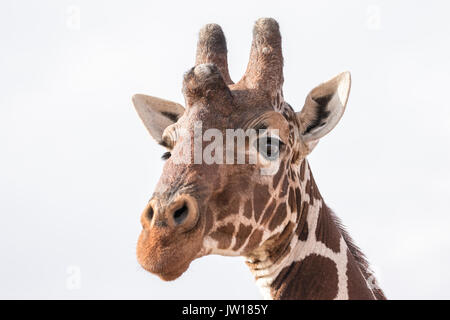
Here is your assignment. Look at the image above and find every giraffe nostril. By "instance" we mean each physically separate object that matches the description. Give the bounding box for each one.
[173,203,189,225]
[147,206,154,221]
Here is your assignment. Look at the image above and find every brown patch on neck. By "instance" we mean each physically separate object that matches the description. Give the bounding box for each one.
[272,160,285,189]
[271,254,339,300]
[243,199,253,219]
[299,160,306,181]
[246,221,295,272]
[232,224,253,251]
[293,163,308,240]
[333,212,387,300]
[346,250,376,300]
[315,204,341,253]
[266,221,295,264]
[268,203,287,231]
[296,200,309,241]
[279,176,289,198]
[305,170,322,205]
[301,168,340,252]
[243,229,264,253]
[253,184,270,222]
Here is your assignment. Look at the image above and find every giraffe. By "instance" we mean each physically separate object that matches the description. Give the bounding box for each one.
[132,18,386,300]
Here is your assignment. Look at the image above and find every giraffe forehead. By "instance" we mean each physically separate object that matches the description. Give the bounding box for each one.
[185,90,270,123]
[178,102,293,139]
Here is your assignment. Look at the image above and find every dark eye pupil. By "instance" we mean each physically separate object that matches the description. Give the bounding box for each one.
[256,137,281,160]
[266,140,274,156]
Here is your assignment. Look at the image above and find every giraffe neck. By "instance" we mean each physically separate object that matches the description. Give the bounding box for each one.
[245,160,385,300]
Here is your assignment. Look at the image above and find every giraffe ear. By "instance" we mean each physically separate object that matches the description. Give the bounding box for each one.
[132,94,185,143]
[296,72,351,147]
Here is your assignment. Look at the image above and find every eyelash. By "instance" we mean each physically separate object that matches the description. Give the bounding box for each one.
[161,152,171,160]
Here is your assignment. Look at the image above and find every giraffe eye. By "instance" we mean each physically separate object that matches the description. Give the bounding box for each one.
[256,137,283,160]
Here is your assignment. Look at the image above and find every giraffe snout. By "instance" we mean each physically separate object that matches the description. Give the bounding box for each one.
[141,194,199,232]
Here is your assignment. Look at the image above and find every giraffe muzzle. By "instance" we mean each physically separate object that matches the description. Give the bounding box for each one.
[137,194,203,281]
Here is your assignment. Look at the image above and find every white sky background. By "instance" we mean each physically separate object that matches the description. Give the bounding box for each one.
[0,0,449,299]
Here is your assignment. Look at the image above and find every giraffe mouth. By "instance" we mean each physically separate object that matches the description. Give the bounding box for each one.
[136,209,205,281]
[140,256,192,281]
[137,236,196,280]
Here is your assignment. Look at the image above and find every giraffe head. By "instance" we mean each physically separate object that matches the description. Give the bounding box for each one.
[132,18,351,281]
